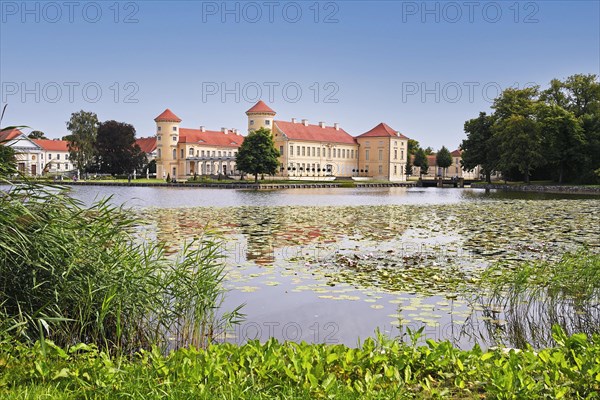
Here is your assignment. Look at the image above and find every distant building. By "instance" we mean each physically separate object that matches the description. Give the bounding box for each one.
[412,149,482,179]
[155,100,413,181]
[0,128,74,176]
[356,123,409,181]
[154,109,244,180]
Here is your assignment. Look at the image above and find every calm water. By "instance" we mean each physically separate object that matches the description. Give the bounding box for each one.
[9,184,599,348]
[63,185,598,208]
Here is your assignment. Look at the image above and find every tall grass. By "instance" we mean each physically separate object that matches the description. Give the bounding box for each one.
[0,182,242,354]
[478,250,600,348]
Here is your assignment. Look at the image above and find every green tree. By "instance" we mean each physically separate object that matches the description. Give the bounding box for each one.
[96,120,145,176]
[407,139,420,156]
[461,112,498,183]
[66,110,99,174]
[435,146,452,179]
[562,74,600,182]
[0,144,16,177]
[492,87,543,183]
[413,148,429,179]
[537,104,584,183]
[423,146,434,155]
[27,130,47,140]
[493,86,540,120]
[495,115,543,184]
[563,73,600,117]
[235,127,279,183]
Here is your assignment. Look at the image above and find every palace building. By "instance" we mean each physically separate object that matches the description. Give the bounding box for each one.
[0,128,75,176]
[154,100,411,181]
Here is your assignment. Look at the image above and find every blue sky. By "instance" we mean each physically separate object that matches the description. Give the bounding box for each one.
[1,0,599,150]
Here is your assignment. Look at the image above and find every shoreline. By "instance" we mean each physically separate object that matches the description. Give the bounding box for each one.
[13,180,417,190]
[473,183,600,195]
[8,180,600,194]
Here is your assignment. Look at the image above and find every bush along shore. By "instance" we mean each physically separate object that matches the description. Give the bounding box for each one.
[1,181,600,399]
[1,326,600,399]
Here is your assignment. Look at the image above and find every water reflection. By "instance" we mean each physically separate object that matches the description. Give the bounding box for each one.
[64,185,599,209]
[143,196,599,348]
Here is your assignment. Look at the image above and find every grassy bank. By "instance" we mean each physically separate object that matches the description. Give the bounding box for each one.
[1,327,599,399]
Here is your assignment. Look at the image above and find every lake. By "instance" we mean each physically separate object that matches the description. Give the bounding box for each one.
[64,185,600,348]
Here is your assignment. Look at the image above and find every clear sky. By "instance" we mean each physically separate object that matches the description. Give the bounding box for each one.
[1,0,599,150]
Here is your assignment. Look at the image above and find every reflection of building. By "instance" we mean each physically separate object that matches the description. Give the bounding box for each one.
[155,101,413,181]
[0,128,74,176]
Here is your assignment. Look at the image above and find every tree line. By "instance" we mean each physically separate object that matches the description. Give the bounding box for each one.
[461,74,600,184]
[63,110,148,176]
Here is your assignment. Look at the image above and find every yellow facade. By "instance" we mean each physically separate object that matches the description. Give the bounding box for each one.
[356,136,408,181]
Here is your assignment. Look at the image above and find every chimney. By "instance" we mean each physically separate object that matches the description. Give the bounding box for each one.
[302,119,308,126]
[291,118,297,123]
[334,123,340,130]
[221,127,228,134]
[200,126,206,132]
[319,121,326,128]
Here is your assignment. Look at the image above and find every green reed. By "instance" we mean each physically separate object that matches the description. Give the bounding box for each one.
[0,182,242,355]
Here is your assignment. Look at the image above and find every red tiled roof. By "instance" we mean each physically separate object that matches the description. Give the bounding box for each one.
[451,149,462,157]
[154,109,182,122]
[274,120,356,144]
[357,123,409,139]
[179,128,244,148]
[136,137,157,154]
[32,139,69,152]
[246,100,276,115]
[0,128,24,142]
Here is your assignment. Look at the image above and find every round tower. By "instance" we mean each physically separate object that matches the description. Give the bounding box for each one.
[154,109,182,180]
[246,100,276,133]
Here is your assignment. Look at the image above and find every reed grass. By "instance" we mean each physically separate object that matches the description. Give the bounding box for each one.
[0,181,242,355]
[478,250,600,348]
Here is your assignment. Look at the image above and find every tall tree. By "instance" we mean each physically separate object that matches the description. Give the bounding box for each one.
[563,74,600,117]
[495,115,543,184]
[407,139,420,156]
[95,120,145,175]
[66,111,99,174]
[423,146,434,155]
[28,130,47,140]
[461,112,498,183]
[413,148,429,179]
[235,127,279,183]
[492,87,543,184]
[537,104,584,183]
[435,146,452,179]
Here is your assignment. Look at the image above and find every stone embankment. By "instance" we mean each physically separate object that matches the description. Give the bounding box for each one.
[53,181,417,190]
[477,183,600,195]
